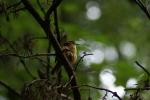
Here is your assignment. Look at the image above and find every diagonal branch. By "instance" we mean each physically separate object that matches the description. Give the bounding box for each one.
[135,61,150,76]
[21,0,44,28]
[37,0,46,15]
[135,0,150,20]
[75,52,93,71]
[71,85,122,100]
[0,80,21,97]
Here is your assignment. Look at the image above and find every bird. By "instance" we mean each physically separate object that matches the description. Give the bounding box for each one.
[62,41,77,64]
[51,41,77,74]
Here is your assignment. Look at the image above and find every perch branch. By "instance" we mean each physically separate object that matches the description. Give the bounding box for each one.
[21,0,81,99]
[45,0,62,22]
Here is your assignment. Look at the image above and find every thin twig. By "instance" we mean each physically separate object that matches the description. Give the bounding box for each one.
[10,7,26,13]
[125,87,150,91]
[37,0,46,14]
[135,61,150,76]
[54,6,60,42]
[0,53,55,58]
[0,80,21,97]
[71,85,122,100]
[7,1,22,10]
[30,36,47,40]
[135,0,150,20]
[75,52,93,71]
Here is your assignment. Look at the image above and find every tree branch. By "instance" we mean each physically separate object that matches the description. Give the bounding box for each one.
[45,0,62,22]
[75,52,93,71]
[21,0,44,28]
[135,0,150,20]
[71,85,122,100]
[135,61,150,76]
[0,53,56,58]
[36,0,46,15]
[0,80,21,97]
[7,1,22,10]
[125,87,150,91]
[54,6,60,42]
[21,0,81,99]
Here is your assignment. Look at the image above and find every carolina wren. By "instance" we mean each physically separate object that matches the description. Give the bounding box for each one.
[62,41,77,64]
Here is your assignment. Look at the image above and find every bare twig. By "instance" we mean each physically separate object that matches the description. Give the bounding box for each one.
[0,53,56,58]
[0,80,21,97]
[135,0,150,20]
[37,0,46,14]
[10,7,26,13]
[135,61,150,76]
[125,87,150,91]
[7,1,22,10]
[75,52,93,71]
[71,85,122,100]
[30,36,47,40]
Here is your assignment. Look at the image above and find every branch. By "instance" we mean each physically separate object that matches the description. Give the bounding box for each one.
[54,6,60,42]
[71,85,122,100]
[135,61,150,76]
[10,7,26,13]
[0,53,56,58]
[37,0,46,15]
[75,52,93,71]
[7,1,22,10]
[21,0,44,28]
[125,87,150,91]
[21,0,81,99]
[0,80,21,97]
[135,0,150,20]
[45,0,62,22]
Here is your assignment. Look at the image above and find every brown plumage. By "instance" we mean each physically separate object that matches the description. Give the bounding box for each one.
[51,41,77,74]
[62,41,77,64]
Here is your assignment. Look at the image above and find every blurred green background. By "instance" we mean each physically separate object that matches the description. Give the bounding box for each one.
[0,0,150,100]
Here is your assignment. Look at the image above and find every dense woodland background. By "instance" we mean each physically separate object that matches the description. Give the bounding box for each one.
[0,0,150,100]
